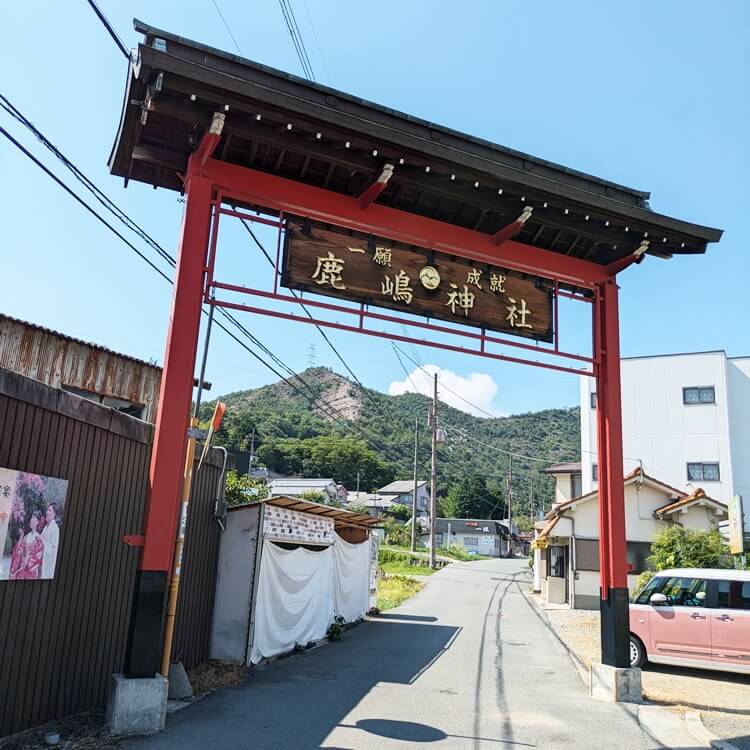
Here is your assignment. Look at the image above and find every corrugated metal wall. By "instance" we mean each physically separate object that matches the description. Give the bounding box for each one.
[0,369,222,738]
[0,315,161,422]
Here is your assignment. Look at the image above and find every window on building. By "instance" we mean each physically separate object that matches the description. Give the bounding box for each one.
[592,464,598,482]
[716,580,750,610]
[687,462,720,482]
[62,385,145,420]
[626,542,652,574]
[571,473,582,498]
[549,546,567,578]
[590,392,597,409]
[463,535,479,546]
[683,386,715,405]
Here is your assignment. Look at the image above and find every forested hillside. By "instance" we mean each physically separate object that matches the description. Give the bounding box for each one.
[200,367,580,516]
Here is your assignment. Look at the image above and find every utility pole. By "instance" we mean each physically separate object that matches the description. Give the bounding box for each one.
[411,417,419,551]
[247,426,256,477]
[429,373,438,569]
[507,455,513,558]
[356,470,361,502]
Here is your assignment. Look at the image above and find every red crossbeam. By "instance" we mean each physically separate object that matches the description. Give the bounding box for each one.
[200,160,609,288]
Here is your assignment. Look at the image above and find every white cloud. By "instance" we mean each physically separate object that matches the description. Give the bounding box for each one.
[388,364,505,418]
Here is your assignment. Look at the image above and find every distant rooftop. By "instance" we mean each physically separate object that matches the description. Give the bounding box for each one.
[379,480,427,494]
[541,462,581,475]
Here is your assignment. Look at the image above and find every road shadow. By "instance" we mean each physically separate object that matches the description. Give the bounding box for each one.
[124,619,460,750]
[373,613,438,622]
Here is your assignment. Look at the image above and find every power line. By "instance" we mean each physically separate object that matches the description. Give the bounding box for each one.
[209,0,243,55]
[391,343,500,420]
[231,210,392,423]
[0,108,394,456]
[301,0,332,85]
[84,0,129,59]
[277,0,316,80]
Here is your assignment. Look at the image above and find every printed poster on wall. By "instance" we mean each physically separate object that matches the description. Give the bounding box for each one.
[0,467,69,581]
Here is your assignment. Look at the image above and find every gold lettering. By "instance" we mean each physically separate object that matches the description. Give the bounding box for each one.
[490,273,506,293]
[446,283,475,317]
[467,268,483,289]
[505,297,533,329]
[373,246,392,267]
[381,269,413,304]
[312,252,346,290]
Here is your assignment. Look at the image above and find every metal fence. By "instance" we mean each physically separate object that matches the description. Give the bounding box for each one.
[0,369,222,738]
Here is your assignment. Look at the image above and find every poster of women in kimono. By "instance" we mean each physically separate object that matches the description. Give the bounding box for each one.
[0,467,68,581]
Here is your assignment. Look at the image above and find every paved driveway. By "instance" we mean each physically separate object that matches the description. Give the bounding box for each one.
[126,558,665,749]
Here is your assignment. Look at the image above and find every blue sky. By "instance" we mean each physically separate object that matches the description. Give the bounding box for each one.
[1,1,747,417]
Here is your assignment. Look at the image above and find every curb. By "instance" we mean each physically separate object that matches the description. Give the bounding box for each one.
[685,711,743,750]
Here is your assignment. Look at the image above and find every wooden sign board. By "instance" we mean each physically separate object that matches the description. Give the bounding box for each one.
[282,222,553,342]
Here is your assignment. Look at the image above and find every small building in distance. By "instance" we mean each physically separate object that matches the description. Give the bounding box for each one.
[268,477,348,505]
[0,314,161,421]
[431,518,512,558]
[377,480,430,515]
[533,467,728,609]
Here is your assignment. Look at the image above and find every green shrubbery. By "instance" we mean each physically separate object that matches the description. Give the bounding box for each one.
[648,526,730,571]
[631,526,731,600]
[382,518,412,547]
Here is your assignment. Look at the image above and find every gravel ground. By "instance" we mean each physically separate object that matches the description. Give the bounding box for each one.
[534,596,750,746]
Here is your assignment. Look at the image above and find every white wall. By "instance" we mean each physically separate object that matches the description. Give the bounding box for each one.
[581,352,743,505]
[727,357,750,532]
[559,480,722,542]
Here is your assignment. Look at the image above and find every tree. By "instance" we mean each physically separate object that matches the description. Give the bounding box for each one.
[441,474,505,519]
[255,435,393,489]
[648,526,730,571]
[224,471,269,507]
[382,503,411,521]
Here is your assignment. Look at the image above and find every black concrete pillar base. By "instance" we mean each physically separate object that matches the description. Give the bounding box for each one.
[600,586,630,668]
[125,571,168,678]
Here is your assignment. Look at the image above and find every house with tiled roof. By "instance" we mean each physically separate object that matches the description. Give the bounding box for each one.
[532,466,728,610]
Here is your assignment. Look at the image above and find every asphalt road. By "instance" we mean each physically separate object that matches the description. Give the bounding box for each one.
[126,558,667,749]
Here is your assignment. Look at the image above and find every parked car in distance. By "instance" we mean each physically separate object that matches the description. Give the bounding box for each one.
[629,568,750,674]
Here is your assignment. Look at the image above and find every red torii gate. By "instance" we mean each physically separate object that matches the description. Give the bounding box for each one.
[110,20,721,678]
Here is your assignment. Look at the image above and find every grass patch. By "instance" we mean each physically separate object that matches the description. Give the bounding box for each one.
[438,546,493,561]
[377,574,425,611]
[381,561,436,576]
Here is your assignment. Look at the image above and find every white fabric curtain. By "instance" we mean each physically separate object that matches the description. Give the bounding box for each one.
[249,534,371,664]
[332,533,371,623]
[249,541,334,664]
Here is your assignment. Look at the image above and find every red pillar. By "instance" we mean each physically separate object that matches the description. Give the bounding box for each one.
[594,278,630,667]
[125,162,213,677]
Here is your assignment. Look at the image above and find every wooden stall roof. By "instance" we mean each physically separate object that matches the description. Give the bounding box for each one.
[247,495,381,529]
[109,20,722,267]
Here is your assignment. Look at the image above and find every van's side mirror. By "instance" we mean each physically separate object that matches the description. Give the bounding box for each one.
[650,592,668,606]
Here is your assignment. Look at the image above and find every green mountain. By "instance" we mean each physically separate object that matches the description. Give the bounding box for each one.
[200,367,580,518]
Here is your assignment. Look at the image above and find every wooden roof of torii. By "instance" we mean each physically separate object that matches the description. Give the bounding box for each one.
[110,19,722,269]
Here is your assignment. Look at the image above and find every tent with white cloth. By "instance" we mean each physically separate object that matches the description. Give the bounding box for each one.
[210,495,379,666]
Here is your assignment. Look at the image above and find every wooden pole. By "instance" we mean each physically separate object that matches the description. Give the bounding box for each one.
[160,415,199,677]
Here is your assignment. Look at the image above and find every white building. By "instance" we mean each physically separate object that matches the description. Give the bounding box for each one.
[580,351,750,531]
[534,467,728,609]
[377,480,430,515]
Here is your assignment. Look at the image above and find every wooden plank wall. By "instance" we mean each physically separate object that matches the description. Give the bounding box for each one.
[0,370,223,738]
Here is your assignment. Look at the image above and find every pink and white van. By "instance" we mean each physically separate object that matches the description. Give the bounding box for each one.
[629,568,750,674]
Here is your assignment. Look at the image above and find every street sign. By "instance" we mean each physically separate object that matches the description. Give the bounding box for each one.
[283,221,554,342]
[728,495,745,555]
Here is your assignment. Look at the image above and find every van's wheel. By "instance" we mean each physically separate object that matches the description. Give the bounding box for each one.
[629,635,646,668]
